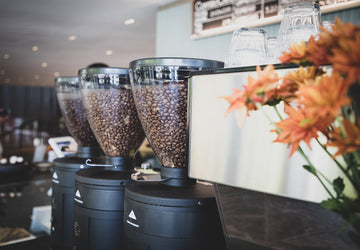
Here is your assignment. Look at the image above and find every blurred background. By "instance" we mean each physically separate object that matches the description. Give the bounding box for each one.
[0,0,177,163]
[0,0,359,164]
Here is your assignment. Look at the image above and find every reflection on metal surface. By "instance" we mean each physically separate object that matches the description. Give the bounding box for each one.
[188,66,340,203]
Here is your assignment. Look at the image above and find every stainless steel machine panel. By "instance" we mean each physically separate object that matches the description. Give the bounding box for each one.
[188,66,341,203]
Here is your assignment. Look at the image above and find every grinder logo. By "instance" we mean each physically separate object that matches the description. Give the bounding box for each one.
[52,172,59,184]
[74,189,83,204]
[126,210,139,228]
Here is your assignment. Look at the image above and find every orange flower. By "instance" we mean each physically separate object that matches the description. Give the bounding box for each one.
[329,17,358,40]
[306,35,331,66]
[274,66,324,103]
[318,24,336,46]
[304,19,344,65]
[221,88,248,116]
[297,73,351,117]
[243,65,280,104]
[280,17,360,82]
[279,40,308,64]
[256,64,280,84]
[220,65,281,115]
[327,118,360,157]
[329,32,360,86]
[265,78,298,104]
[272,104,333,156]
[308,17,360,85]
[283,66,324,86]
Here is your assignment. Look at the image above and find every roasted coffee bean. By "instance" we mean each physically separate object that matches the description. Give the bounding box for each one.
[133,81,187,168]
[57,93,98,147]
[82,88,144,157]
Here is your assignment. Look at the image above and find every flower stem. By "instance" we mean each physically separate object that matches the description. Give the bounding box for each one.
[352,151,360,165]
[297,146,336,199]
[315,138,357,189]
[347,155,360,194]
[274,105,283,120]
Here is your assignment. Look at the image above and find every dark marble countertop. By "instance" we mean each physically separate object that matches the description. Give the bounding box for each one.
[0,168,52,249]
[215,184,360,250]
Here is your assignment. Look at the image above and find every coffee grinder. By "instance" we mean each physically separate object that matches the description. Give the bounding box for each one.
[52,76,102,249]
[73,67,145,250]
[125,58,226,250]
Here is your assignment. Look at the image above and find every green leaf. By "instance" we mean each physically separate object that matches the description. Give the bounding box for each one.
[265,98,281,106]
[303,164,317,176]
[321,198,341,212]
[333,177,345,197]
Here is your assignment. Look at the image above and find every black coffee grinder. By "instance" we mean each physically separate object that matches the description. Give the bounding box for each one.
[125,58,226,250]
[73,67,145,250]
[52,76,102,249]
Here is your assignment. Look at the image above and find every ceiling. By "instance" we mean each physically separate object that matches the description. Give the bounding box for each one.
[0,0,178,87]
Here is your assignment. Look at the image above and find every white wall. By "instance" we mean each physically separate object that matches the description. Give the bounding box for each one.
[156,0,232,61]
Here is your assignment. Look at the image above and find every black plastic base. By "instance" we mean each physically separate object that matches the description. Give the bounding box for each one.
[51,156,97,249]
[160,166,196,186]
[51,183,74,249]
[104,156,135,169]
[73,166,134,250]
[76,146,102,158]
[73,205,124,250]
[124,181,226,250]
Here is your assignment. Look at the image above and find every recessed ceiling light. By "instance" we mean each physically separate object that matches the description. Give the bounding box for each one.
[32,46,39,52]
[68,35,77,41]
[54,72,60,77]
[34,74,40,80]
[105,50,114,56]
[124,18,135,25]
[41,62,48,68]
[3,54,10,59]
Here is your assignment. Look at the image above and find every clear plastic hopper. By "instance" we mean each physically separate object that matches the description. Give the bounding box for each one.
[78,67,145,163]
[55,76,99,148]
[129,57,224,170]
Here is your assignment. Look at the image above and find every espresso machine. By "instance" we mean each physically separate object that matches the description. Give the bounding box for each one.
[52,76,102,249]
[73,67,145,250]
[124,57,226,250]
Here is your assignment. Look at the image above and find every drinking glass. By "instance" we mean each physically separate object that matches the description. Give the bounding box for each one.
[322,20,334,31]
[266,36,279,64]
[276,3,321,57]
[225,27,268,67]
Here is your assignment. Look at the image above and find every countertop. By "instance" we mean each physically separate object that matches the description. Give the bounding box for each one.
[0,167,52,249]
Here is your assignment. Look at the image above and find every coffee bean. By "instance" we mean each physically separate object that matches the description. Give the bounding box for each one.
[81,87,145,157]
[133,81,187,168]
[57,93,98,147]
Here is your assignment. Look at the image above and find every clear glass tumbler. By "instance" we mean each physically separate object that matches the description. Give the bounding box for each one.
[266,36,279,64]
[225,27,268,68]
[321,20,334,31]
[276,3,321,57]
